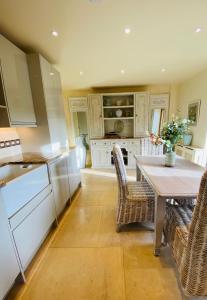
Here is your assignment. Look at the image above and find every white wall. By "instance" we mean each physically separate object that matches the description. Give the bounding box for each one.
[177,69,207,148]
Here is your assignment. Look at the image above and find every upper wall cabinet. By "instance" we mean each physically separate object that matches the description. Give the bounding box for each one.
[0,35,36,127]
[88,94,104,139]
[134,92,149,137]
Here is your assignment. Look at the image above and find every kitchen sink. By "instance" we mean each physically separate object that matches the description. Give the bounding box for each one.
[0,163,49,218]
[0,163,39,183]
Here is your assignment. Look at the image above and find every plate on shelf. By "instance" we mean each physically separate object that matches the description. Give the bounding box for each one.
[114,120,124,133]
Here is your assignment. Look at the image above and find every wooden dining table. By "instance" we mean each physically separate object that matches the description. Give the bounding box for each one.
[135,155,205,256]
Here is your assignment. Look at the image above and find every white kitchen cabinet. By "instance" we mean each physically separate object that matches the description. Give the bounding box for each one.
[128,142,141,168]
[67,149,81,197]
[176,144,206,167]
[0,34,36,127]
[134,93,149,137]
[0,195,20,300]
[12,191,56,270]
[90,139,141,169]
[40,57,68,152]
[17,53,68,154]
[91,147,111,168]
[49,155,70,217]
[88,94,104,139]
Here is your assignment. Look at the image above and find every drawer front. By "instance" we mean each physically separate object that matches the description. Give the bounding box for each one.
[9,185,53,231]
[2,164,49,218]
[12,192,56,270]
[91,140,111,147]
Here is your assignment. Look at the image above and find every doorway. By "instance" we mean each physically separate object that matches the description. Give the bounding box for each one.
[72,111,90,169]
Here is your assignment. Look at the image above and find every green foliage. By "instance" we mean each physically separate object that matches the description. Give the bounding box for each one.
[161,118,191,152]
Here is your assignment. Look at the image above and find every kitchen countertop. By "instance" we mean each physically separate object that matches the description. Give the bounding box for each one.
[0,148,75,187]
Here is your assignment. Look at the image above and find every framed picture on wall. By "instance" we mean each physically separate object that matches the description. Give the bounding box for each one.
[188,100,201,126]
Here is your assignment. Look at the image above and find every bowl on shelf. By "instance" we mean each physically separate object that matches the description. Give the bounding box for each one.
[116,99,122,106]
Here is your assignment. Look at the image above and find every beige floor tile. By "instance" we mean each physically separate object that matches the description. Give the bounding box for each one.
[20,247,125,300]
[124,245,182,300]
[51,206,102,247]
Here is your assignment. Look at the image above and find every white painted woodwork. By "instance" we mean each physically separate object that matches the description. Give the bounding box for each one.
[49,155,70,217]
[88,94,104,139]
[0,195,20,300]
[67,149,81,197]
[1,164,49,218]
[69,97,88,112]
[134,93,149,137]
[149,93,169,122]
[0,34,36,126]
[176,144,206,167]
[12,191,56,270]
[90,139,141,169]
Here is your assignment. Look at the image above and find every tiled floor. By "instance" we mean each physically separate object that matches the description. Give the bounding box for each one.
[7,168,183,300]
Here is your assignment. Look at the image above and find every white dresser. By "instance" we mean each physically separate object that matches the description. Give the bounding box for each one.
[91,138,163,169]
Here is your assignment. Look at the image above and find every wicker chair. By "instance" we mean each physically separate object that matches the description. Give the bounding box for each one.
[164,170,207,297]
[113,144,155,232]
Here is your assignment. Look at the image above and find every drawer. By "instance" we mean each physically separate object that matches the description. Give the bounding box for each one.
[12,192,56,270]
[9,185,53,231]
[91,140,111,147]
[2,164,49,218]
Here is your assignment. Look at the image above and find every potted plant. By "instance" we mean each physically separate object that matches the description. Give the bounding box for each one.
[150,118,191,167]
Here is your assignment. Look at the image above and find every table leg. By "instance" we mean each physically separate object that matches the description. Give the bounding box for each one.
[154,195,166,256]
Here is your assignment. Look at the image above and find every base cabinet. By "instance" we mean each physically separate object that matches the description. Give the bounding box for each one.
[91,139,141,169]
[67,149,81,197]
[0,197,20,300]
[12,191,56,270]
[49,156,70,217]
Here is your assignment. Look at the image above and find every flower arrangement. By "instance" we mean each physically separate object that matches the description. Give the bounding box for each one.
[150,118,191,153]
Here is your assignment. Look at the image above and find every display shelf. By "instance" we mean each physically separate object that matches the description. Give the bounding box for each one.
[103,105,134,109]
[104,117,134,120]
[0,105,7,108]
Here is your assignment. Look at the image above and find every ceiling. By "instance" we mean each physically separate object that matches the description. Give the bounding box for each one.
[0,0,207,90]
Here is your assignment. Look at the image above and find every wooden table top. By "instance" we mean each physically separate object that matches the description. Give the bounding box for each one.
[135,155,205,197]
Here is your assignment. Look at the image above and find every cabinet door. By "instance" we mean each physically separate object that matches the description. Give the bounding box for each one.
[67,149,81,197]
[40,56,68,151]
[49,156,70,217]
[91,147,111,168]
[88,94,103,138]
[128,142,141,168]
[134,93,149,137]
[0,35,36,126]
[0,195,20,300]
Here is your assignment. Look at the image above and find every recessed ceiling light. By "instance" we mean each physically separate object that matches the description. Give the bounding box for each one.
[195,27,203,33]
[161,68,166,73]
[121,69,125,74]
[124,27,131,34]
[50,72,54,76]
[80,71,84,76]
[51,30,59,37]
[89,0,102,3]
